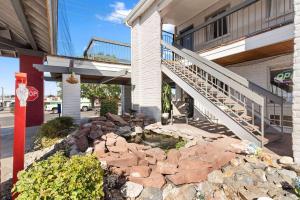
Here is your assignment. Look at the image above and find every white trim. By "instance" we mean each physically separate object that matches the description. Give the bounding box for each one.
[200,24,294,60]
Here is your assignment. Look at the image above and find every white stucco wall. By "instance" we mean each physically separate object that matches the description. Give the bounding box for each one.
[293,0,300,163]
[130,1,162,121]
[62,74,81,123]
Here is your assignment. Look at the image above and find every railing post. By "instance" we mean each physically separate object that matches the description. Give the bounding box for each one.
[261,101,265,148]
[252,102,255,125]
[281,99,284,134]
[205,73,208,97]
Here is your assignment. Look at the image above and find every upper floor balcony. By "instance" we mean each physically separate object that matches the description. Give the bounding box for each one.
[161,0,294,65]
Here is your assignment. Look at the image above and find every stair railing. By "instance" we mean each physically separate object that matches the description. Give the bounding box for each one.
[161,40,265,145]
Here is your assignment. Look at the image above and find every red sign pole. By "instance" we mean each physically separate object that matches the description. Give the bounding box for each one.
[13,73,28,186]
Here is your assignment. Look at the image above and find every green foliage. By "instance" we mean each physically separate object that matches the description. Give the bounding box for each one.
[13,152,104,200]
[34,117,74,149]
[100,98,118,116]
[81,84,121,107]
[162,82,172,113]
[175,140,187,150]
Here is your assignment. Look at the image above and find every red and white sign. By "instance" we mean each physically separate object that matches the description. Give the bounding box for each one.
[27,86,39,102]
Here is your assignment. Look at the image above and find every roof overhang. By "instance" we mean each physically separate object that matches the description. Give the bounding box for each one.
[34,55,131,85]
[125,0,172,26]
[0,0,58,58]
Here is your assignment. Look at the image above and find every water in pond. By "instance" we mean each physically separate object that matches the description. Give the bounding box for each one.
[126,130,184,150]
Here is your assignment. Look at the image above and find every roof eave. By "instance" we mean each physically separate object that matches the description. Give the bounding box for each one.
[125,0,155,27]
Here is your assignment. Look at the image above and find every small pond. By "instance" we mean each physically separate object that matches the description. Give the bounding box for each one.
[126,130,185,150]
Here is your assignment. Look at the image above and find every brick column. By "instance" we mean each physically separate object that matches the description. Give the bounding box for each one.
[293,0,300,163]
[19,54,44,127]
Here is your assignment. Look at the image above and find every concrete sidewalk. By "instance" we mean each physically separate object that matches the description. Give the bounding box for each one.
[1,126,39,184]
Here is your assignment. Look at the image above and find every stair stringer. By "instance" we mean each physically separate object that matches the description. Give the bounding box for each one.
[162,64,261,146]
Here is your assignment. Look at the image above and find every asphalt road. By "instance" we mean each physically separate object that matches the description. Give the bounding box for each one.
[0,110,97,129]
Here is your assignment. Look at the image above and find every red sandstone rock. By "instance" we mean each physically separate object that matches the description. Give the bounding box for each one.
[156,161,178,175]
[92,120,116,128]
[145,156,157,165]
[106,113,128,126]
[90,116,107,121]
[166,168,212,185]
[111,166,130,176]
[129,171,166,188]
[106,137,116,146]
[178,156,212,170]
[108,145,128,153]
[94,141,106,159]
[145,148,166,161]
[107,153,138,167]
[167,149,181,165]
[130,166,151,178]
[106,132,119,139]
[116,136,128,147]
[138,159,149,166]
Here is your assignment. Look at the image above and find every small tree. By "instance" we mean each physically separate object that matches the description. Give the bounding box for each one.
[81,84,120,109]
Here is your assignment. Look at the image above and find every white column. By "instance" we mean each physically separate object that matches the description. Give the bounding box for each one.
[130,2,162,121]
[62,74,81,123]
[293,0,300,163]
[121,85,132,114]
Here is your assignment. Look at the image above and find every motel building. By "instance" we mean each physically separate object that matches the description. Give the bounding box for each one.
[2,0,300,164]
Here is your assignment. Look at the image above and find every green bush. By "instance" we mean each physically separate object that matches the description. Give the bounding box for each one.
[100,98,118,116]
[34,117,75,149]
[13,152,104,200]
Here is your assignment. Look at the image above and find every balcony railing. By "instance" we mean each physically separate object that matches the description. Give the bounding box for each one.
[176,0,294,52]
[83,37,131,64]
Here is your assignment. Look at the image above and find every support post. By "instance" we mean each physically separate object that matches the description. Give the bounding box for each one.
[13,73,28,186]
[19,54,44,127]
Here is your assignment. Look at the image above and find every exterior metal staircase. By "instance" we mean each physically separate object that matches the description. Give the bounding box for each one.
[161,40,282,147]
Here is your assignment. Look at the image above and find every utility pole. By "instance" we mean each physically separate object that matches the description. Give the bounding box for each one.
[1,87,3,109]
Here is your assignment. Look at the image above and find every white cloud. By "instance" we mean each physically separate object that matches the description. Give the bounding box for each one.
[162,24,175,33]
[96,2,132,24]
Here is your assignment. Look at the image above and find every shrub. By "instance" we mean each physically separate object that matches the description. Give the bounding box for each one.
[100,98,118,116]
[34,117,75,149]
[175,140,187,150]
[13,152,104,200]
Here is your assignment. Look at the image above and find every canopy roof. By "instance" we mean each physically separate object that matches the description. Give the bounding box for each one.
[0,0,57,57]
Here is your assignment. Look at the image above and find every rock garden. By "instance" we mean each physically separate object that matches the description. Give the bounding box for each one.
[7,112,300,200]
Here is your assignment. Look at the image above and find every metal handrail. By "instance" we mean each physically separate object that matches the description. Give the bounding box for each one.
[176,0,294,53]
[161,41,266,144]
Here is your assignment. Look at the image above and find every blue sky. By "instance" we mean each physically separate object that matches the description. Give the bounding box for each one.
[0,0,138,96]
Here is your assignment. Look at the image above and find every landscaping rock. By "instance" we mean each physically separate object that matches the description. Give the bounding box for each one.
[166,149,181,165]
[279,156,294,165]
[130,171,166,189]
[207,170,224,184]
[130,166,151,178]
[118,126,132,136]
[166,168,210,185]
[121,181,143,198]
[145,148,166,161]
[107,153,138,168]
[164,184,196,200]
[89,127,103,140]
[278,169,297,179]
[137,187,163,200]
[75,135,89,152]
[135,126,143,134]
[106,113,128,126]
[156,161,178,175]
[94,141,106,158]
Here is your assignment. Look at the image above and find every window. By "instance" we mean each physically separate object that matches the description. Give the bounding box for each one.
[266,0,292,18]
[270,114,280,125]
[206,8,229,41]
[283,115,292,127]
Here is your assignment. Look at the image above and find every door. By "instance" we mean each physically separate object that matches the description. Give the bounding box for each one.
[180,25,194,51]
